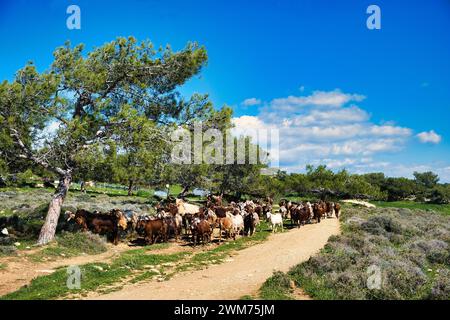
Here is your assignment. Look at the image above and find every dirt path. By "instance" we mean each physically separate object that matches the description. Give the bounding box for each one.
[0,244,131,296]
[0,243,189,296]
[90,218,340,300]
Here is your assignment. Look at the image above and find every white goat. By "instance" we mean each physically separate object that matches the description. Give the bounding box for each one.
[175,198,200,215]
[266,211,283,233]
[305,202,314,220]
[232,213,244,236]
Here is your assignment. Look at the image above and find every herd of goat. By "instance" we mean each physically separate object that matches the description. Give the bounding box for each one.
[65,195,341,246]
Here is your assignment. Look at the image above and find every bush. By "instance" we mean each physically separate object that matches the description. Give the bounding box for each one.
[260,271,293,300]
[16,169,36,187]
[286,207,450,300]
[379,259,428,299]
[0,245,17,256]
[0,236,14,246]
[428,269,450,300]
[361,215,402,235]
[56,231,108,255]
[410,240,449,264]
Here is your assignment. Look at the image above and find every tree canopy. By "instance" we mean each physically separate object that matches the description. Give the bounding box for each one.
[0,37,213,244]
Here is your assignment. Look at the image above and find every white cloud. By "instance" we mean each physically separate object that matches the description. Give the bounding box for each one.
[33,121,62,149]
[416,130,442,144]
[370,125,412,137]
[242,98,261,106]
[232,89,417,173]
[231,88,450,181]
[287,105,370,126]
[270,89,365,111]
[232,116,272,136]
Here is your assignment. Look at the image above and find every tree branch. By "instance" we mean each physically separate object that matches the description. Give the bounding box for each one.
[39,105,69,126]
[9,128,67,176]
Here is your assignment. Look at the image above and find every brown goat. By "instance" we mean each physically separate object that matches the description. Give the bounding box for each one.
[218,217,234,241]
[67,209,127,245]
[191,219,212,246]
[313,203,325,223]
[334,203,341,219]
[136,219,168,244]
[244,212,259,236]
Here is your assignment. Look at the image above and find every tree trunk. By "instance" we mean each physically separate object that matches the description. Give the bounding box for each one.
[37,173,72,245]
[178,185,190,198]
[128,180,133,196]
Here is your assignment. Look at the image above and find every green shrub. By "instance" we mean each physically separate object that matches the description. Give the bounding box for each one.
[16,170,36,187]
[56,231,108,255]
[260,271,293,300]
[30,231,108,261]
[0,245,17,256]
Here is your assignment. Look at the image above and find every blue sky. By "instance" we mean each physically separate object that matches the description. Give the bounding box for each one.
[1,0,450,180]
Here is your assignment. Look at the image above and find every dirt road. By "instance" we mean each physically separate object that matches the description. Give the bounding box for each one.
[0,243,191,297]
[91,217,340,300]
[0,244,131,296]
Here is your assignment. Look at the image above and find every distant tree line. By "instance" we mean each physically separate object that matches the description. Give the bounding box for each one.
[2,159,449,205]
[257,166,450,204]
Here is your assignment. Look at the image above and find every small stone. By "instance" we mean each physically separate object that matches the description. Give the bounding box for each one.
[14,242,21,247]
[93,265,104,271]
[427,268,433,272]
[1,228,8,235]
[36,269,54,273]
[162,262,175,267]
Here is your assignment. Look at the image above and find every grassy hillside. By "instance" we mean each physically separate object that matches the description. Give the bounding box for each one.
[259,206,450,300]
